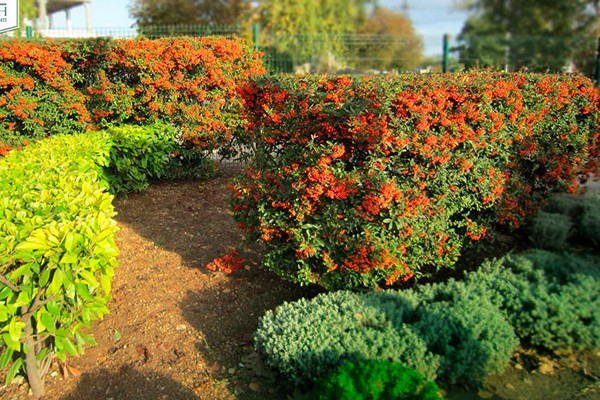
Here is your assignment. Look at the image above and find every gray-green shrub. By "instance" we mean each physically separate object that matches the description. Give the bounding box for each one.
[255,286,517,387]
[528,211,572,250]
[581,193,600,247]
[488,250,600,351]
[413,297,518,385]
[255,290,439,385]
[255,249,600,389]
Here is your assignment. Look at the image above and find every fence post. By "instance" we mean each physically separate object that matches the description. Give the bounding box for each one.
[252,23,259,51]
[595,37,600,86]
[442,34,450,73]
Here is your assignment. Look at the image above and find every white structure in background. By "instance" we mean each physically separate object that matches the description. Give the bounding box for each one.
[37,0,95,37]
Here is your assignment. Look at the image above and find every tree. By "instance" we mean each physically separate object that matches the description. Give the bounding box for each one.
[255,0,375,70]
[454,0,600,75]
[353,7,423,71]
[128,0,251,27]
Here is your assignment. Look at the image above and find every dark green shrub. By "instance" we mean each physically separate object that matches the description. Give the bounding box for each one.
[528,211,573,250]
[306,360,443,400]
[547,193,583,219]
[161,146,219,181]
[103,123,177,194]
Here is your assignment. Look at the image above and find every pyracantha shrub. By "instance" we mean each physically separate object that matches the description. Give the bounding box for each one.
[233,72,599,290]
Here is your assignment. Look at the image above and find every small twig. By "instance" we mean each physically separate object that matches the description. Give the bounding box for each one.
[0,274,20,293]
[21,291,55,320]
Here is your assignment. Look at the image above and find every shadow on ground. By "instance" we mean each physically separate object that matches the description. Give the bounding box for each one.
[60,365,200,400]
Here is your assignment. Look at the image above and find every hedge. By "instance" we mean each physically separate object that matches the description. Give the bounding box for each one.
[0,36,266,157]
[232,72,600,290]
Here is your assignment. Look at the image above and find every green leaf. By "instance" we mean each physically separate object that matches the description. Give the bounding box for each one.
[13,290,32,308]
[47,269,64,296]
[59,252,79,265]
[8,318,25,343]
[101,273,112,294]
[39,311,56,334]
[4,357,23,386]
[46,300,60,317]
[0,306,7,323]
[14,234,50,252]
[9,263,31,280]
[2,332,21,351]
[0,347,14,368]
[39,267,51,287]
[79,270,99,287]
[56,336,79,356]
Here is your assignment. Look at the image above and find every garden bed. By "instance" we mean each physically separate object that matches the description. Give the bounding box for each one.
[0,166,598,399]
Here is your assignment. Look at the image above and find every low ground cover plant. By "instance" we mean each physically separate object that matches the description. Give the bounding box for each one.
[232,72,599,290]
[255,249,599,390]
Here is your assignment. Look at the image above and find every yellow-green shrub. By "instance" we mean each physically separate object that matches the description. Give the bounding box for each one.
[0,133,118,398]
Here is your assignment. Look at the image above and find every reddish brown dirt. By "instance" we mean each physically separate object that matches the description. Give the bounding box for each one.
[0,166,598,400]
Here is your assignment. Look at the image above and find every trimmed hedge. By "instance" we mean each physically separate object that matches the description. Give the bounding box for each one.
[232,72,600,290]
[0,36,266,157]
[103,123,178,194]
[0,133,117,396]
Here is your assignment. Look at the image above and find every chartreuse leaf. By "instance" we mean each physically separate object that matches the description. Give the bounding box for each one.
[39,267,51,287]
[47,269,64,296]
[2,331,21,351]
[101,274,112,294]
[8,318,25,343]
[0,304,9,322]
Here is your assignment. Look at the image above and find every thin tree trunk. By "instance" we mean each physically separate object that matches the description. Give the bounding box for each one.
[21,306,46,399]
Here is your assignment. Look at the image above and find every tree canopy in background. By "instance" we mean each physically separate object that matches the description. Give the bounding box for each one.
[126,0,425,72]
[255,0,374,70]
[355,7,423,71]
[454,0,600,75]
[128,0,251,26]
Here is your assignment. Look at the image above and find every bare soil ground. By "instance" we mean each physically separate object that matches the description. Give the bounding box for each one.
[1,166,599,400]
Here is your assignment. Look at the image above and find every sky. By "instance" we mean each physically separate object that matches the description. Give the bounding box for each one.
[48,0,472,56]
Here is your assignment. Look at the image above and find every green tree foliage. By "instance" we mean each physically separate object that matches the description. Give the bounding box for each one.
[128,0,251,27]
[256,0,375,69]
[353,7,423,71]
[455,0,600,75]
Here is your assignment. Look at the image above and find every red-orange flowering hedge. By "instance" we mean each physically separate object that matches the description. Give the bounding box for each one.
[0,37,265,155]
[231,72,599,290]
[0,40,91,149]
